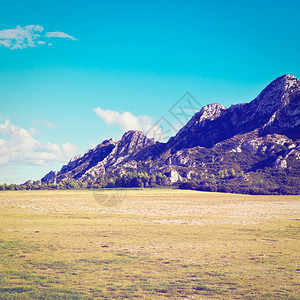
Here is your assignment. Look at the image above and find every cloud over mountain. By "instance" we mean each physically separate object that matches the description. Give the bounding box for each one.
[94,107,154,133]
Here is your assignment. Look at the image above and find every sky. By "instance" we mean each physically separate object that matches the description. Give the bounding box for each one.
[0,0,299,184]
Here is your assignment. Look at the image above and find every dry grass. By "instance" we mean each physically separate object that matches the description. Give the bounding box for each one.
[0,189,299,299]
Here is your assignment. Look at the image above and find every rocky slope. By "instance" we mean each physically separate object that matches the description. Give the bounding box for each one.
[41,74,300,194]
[42,130,155,183]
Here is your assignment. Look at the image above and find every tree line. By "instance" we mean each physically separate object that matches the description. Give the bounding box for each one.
[0,172,169,191]
[0,167,298,195]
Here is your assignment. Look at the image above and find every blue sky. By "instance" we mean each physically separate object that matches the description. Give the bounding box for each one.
[0,0,299,183]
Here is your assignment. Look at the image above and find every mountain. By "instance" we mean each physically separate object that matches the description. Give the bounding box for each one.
[41,74,300,194]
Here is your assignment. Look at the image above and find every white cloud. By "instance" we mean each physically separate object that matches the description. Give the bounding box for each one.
[0,39,12,48]
[45,31,77,41]
[33,119,55,128]
[0,120,77,166]
[93,107,175,141]
[94,107,154,133]
[62,142,77,154]
[94,107,181,142]
[0,25,77,50]
[0,25,43,50]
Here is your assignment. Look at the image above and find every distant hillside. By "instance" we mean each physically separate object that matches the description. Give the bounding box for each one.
[23,74,299,195]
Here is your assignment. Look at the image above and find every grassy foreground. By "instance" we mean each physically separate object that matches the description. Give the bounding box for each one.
[0,189,299,299]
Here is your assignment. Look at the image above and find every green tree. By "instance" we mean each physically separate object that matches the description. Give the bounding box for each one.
[230,168,236,177]
[218,170,224,179]
[224,169,229,178]
[107,178,115,188]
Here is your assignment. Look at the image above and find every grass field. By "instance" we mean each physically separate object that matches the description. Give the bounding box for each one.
[0,189,299,299]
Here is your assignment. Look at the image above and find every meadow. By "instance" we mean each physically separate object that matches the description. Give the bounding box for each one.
[0,189,299,299]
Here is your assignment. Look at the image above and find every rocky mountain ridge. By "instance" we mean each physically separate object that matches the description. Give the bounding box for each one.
[41,74,300,194]
[167,74,300,150]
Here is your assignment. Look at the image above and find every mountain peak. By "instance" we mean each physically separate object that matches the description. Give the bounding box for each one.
[112,130,155,157]
[178,103,227,131]
[258,74,300,139]
[256,74,299,103]
[122,130,147,139]
[198,103,227,122]
[279,74,297,80]
[244,74,299,125]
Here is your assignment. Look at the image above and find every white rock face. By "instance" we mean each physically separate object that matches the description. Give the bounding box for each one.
[230,146,242,153]
[178,103,227,134]
[70,154,82,162]
[275,138,290,145]
[197,103,227,123]
[242,139,263,154]
[165,151,192,166]
[168,170,182,183]
[286,146,300,160]
[82,162,105,179]
[102,130,155,170]
[274,156,287,169]
[122,161,138,169]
